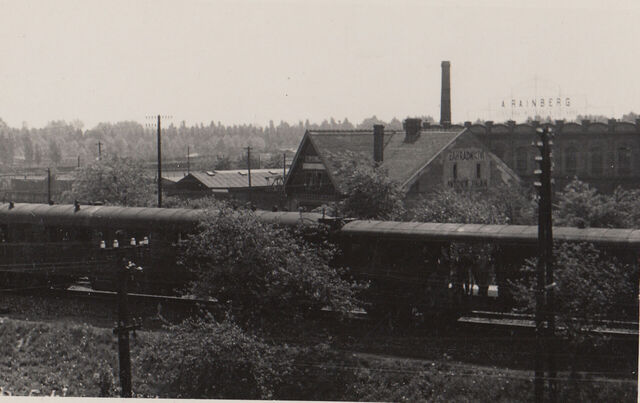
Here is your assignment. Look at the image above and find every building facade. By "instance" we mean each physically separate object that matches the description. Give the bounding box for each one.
[467,118,640,192]
[284,118,520,210]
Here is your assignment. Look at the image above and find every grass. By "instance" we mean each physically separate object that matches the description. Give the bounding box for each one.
[0,316,636,401]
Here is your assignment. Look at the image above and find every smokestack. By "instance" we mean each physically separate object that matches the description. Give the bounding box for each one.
[373,125,384,164]
[440,61,451,127]
[403,118,422,142]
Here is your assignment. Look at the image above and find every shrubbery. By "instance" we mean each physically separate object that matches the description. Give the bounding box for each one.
[137,317,285,399]
[179,204,362,328]
[64,155,154,206]
[511,242,638,335]
[136,315,363,400]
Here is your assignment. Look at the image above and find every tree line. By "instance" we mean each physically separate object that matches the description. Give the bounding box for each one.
[0,116,413,170]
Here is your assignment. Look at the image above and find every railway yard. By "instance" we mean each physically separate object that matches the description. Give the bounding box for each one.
[0,203,638,400]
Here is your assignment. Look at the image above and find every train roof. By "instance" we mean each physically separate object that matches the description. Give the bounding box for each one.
[0,203,325,231]
[3,203,640,247]
[0,203,203,231]
[341,220,640,247]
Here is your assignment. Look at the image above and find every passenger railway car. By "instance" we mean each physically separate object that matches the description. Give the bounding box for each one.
[0,203,323,293]
[1,202,638,321]
[339,220,640,322]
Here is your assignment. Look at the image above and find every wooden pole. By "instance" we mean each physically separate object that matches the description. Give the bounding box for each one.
[157,115,162,208]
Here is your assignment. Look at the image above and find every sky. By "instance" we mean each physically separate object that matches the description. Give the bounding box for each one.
[1,0,639,129]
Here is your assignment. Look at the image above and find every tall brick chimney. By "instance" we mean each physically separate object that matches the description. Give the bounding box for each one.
[440,61,451,127]
[373,124,384,164]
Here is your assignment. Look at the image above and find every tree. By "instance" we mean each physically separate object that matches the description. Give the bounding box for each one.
[410,184,534,225]
[67,156,154,206]
[22,135,34,164]
[47,139,62,165]
[179,205,361,327]
[34,144,42,165]
[554,179,640,228]
[511,242,637,393]
[331,151,405,220]
[214,155,232,170]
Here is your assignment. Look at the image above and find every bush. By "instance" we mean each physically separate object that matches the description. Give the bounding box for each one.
[512,242,637,335]
[137,316,286,399]
[330,150,406,220]
[179,205,362,328]
[555,179,640,228]
[409,183,534,225]
[137,315,363,400]
[65,155,154,206]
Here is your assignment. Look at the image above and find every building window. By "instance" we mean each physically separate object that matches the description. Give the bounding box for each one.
[590,147,603,176]
[565,146,577,176]
[515,147,528,173]
[618,146,632,176]
[453,163,458,180]
[305,171,324,191]
[476,163,482,179]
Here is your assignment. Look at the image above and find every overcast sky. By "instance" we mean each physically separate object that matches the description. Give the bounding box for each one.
[1,0,638,128]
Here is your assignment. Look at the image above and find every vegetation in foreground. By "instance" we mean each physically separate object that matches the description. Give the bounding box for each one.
[0,316,635,401]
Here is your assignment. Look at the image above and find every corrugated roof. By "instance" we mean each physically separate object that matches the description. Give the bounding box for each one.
[183,169,283,189]
[306,128,464,192]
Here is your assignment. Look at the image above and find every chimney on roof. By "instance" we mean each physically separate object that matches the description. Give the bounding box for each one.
[440,61,451,127]
[403,118,422,142]
[373,124,384,164]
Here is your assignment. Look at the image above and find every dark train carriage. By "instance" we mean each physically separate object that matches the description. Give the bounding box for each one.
[0,203,203,292]
[0,203,326,293]
[340,220,640,323]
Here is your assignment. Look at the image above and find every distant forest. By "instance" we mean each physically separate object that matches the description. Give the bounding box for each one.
[0,112,636,169]
[0,116,422,169]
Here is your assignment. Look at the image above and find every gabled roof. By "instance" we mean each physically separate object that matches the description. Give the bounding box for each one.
[181,169,283,189]
[295,128,466,193]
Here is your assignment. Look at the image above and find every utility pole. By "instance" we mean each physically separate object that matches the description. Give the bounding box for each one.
[157,115,162,208]
[46,168,52,204]
[246,146,252,205]
[533,126,555,402]
[187,146,190,175]
[146,115,172,208]
[77,155,80,168]
[110,241,143,398]
[97,141,102,161]
[283,152,287,189]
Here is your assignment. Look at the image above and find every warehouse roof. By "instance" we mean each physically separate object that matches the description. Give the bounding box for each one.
[178,169,284,189]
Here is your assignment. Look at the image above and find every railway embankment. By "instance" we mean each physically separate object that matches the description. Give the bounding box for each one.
[0,291,636,400]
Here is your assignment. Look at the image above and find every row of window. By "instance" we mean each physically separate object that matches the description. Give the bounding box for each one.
[512,145,633,176]
[451,163,483,181]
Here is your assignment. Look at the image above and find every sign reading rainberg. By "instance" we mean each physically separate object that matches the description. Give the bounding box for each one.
[498,95,579,120]
[502,97,571,109]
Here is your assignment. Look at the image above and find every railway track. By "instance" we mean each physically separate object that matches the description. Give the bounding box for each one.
[4,285,636,338]
[459,310,638,337]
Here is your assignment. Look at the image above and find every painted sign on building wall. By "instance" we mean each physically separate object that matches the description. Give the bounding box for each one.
[443,147,490,189]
